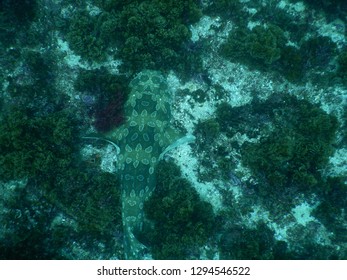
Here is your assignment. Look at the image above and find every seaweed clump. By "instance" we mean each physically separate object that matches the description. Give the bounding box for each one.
[0,0,38,46]
[65,0,203,75]
[214,94,339,199]
[220,24,286,68]
[240,95,338,196]
[219,223,278,259]
[0,109,77,181]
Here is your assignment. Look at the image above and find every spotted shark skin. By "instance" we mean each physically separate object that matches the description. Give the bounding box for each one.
[108,70,183,259]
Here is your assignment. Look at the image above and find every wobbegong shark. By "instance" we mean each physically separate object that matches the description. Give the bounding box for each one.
[105,70,195,259]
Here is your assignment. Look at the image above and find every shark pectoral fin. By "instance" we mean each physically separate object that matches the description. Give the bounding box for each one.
[159,133,196,160]
[81,135,120,155]
[162,125,183,146]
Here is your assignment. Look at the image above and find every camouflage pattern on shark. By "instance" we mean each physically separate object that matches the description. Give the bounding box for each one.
[107,70,194,259]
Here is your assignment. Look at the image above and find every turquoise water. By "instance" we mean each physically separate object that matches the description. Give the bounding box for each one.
[0,0,346,260]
